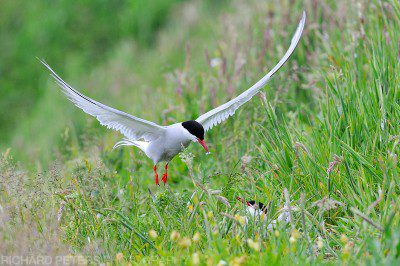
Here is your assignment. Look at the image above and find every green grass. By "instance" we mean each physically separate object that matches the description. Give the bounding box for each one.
[1,0,400,265]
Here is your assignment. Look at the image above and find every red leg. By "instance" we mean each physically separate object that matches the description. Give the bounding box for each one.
[162,163,169,184]
[153,165,159,185]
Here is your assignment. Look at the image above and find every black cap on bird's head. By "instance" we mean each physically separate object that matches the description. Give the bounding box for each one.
[236,197,268,214]
[182,120,209,153]
[182,120,204,140]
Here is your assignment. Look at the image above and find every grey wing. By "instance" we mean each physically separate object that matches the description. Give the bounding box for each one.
[40,60,166,142]
[196,11,306,132]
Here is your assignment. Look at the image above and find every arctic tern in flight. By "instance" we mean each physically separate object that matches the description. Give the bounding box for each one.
[41,12,305,185]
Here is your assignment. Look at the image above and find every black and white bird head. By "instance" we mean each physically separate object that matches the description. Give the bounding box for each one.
[182,120,209,153]
[236,197,268,216]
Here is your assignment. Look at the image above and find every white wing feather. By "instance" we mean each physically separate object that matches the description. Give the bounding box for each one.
[196,11,306,131]
[41,60,166,142]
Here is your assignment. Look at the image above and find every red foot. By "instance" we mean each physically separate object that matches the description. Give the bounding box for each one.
[153,165,159,186]
[162,173,168,184]
[162,163,169,185]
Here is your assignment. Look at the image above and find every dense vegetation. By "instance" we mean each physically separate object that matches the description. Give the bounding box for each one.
[1,0,399,265]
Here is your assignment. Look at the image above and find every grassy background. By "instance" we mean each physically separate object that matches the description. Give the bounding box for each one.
[1,0,399,265]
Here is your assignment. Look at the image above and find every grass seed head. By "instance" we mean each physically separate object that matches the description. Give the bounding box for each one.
[234,214,246,226]
[115,252,124,262]
[178,237,192,248]
[291,229,301,240]
[230,255,247,266]
[343,241,354,255]
[149,229,158,239]
[317,237,324,249]
[206,256,214,266]
[192,232,201,242]
[170,230,180,241]
[192,252,200,265]
[247,239,261,252]
[340,234,348,244]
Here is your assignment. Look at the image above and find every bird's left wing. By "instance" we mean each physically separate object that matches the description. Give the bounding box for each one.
[40,60,166,142]
[196,11,306,132]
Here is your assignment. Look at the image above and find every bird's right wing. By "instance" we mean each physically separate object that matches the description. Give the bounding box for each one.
[196,11,306,131]
[41,60,166,142]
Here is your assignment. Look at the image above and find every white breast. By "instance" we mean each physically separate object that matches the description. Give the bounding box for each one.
[145,123,194,164]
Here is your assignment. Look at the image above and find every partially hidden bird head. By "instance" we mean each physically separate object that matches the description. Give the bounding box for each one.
[236,197,268,214]
[181,120,209,154]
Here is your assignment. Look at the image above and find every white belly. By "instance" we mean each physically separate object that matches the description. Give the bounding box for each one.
[145,123,193,164]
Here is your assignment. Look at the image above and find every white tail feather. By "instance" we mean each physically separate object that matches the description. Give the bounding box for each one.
[113,138,149,152]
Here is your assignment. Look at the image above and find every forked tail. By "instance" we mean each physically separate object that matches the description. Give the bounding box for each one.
[113,138,149,152]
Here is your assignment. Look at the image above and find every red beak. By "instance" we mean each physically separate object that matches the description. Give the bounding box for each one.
[197,139,209,153]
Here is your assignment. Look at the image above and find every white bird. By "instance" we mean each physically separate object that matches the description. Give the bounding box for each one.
[236,197,295,230]
[41,12,306,185]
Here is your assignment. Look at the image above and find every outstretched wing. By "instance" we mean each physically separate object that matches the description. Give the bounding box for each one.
[196,11,306,131]
[41,60,166,142]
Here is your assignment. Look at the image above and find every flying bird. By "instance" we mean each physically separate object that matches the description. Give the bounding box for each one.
[41,12,305,185]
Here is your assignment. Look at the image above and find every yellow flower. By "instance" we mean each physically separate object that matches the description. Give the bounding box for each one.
[178,237,192,248]
[289,236,297,244]
[234,214,246,226]
[115,252,124,262]
[340,234,348,244]
[188,204,194,212]
[170,230,180,241]
[192,253,200,265]
[274,230,280,237]
[207,211,213,218]
[149,229,158,239]
[247,238,261,252]
[192,232,201,242]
